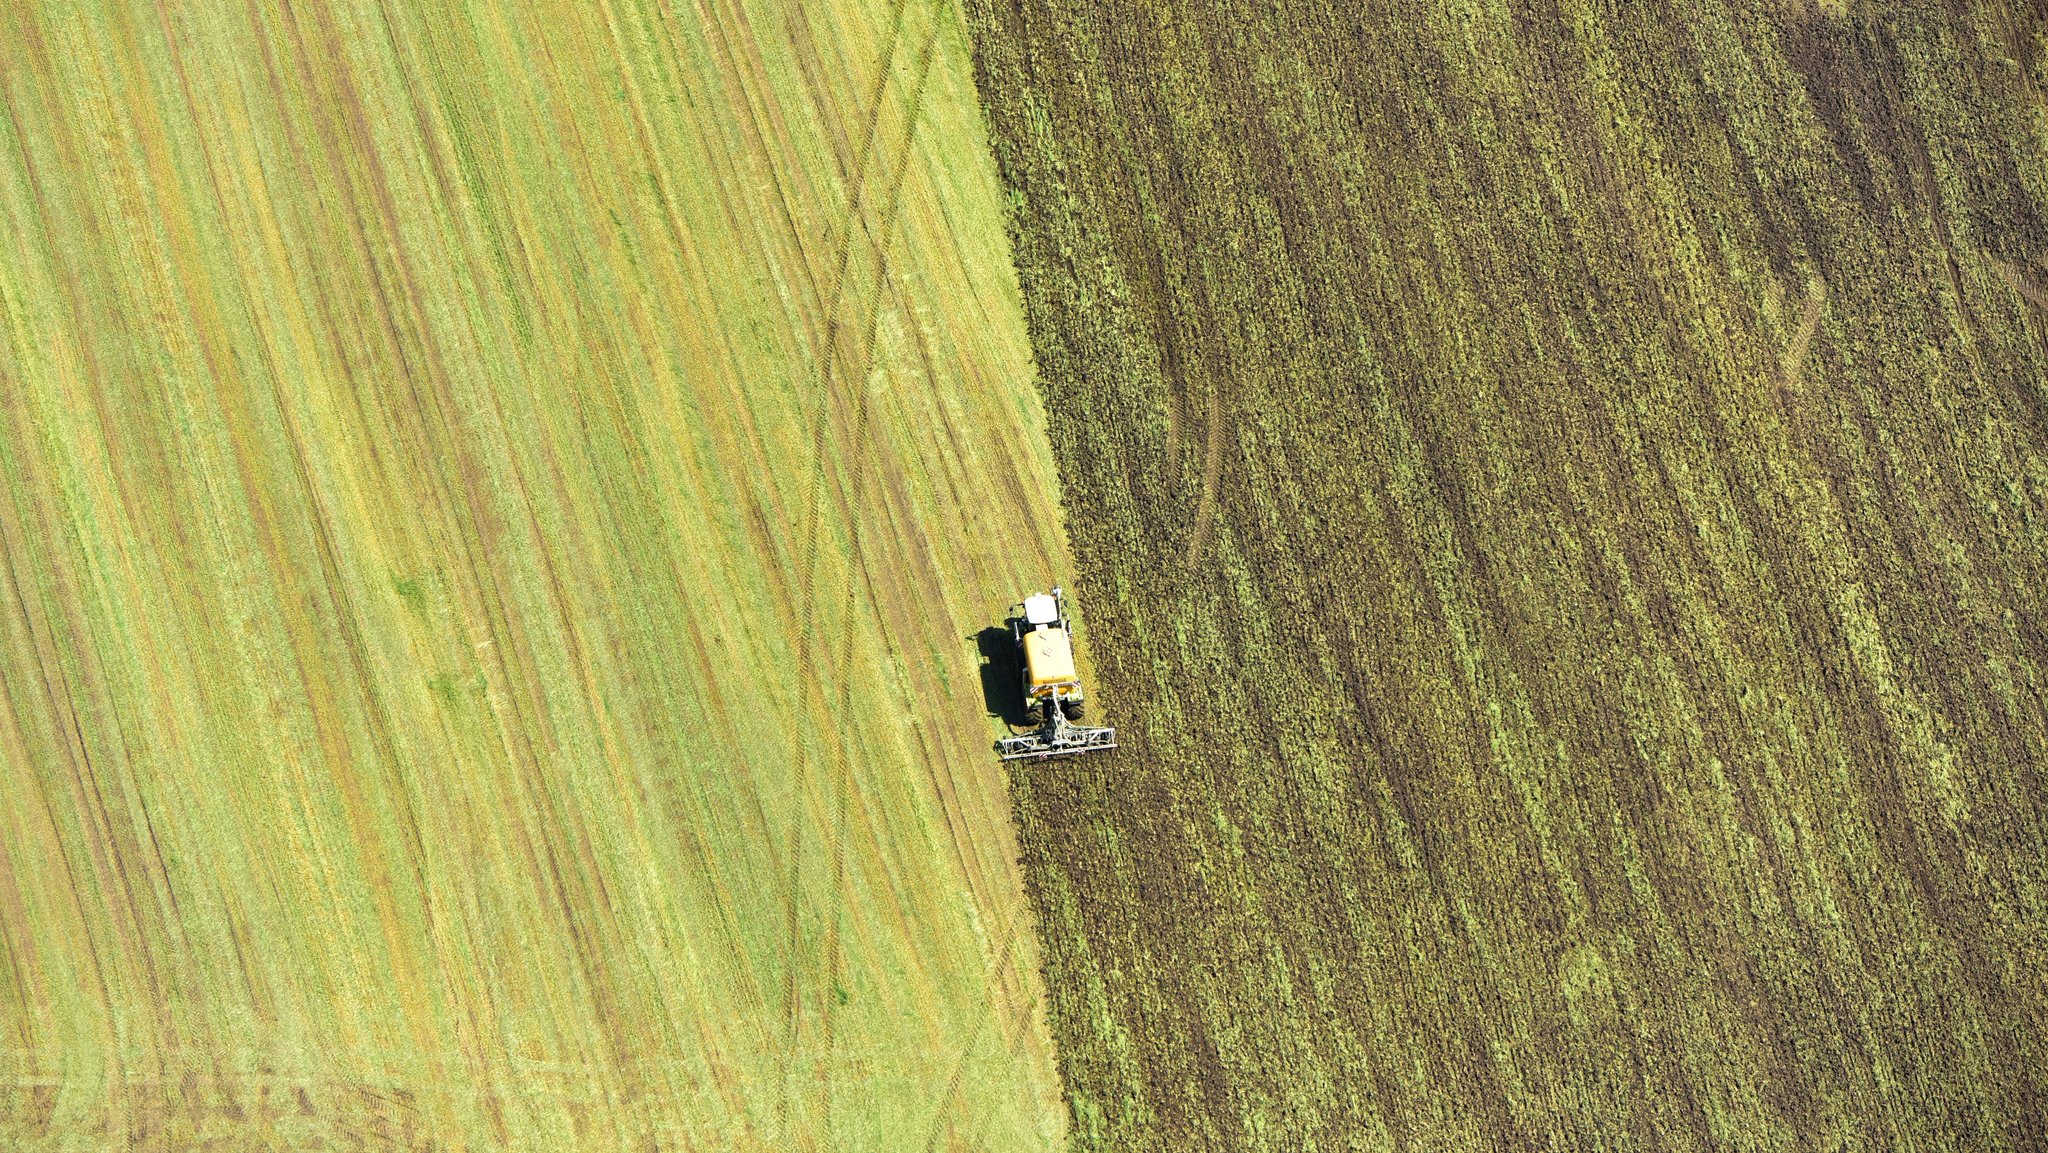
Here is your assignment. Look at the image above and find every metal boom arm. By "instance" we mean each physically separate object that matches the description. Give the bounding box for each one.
[997,706,1117,761]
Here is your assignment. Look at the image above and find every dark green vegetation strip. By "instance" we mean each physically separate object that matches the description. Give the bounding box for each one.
[966,1,2048,1148]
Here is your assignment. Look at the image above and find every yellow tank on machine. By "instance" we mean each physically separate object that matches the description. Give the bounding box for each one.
[1023,626,1078,693]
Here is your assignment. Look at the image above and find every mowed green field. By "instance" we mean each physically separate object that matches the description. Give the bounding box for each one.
[969,0,2048,1149]
[0,1,1072,1149]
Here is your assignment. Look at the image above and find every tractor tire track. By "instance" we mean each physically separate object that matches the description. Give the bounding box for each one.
[1185,377,1227,569]
[916,903,1032,1153]
[809,23,949,1142]
[777,0,916,1093]
[1993,255,2048,313]
[778,1,949,1140]
[1779,278,1828,392]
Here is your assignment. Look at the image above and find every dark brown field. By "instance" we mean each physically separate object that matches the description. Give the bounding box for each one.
[967,1,2048,1148]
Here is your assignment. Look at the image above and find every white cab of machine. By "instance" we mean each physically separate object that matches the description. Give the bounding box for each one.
[1023,593,1059,627]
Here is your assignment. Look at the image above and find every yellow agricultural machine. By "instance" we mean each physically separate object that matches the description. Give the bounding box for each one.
[997,587,1117,760]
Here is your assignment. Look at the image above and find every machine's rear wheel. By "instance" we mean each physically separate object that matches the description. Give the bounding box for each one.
[1062,696,1086,721]
[1021,702,1044,727]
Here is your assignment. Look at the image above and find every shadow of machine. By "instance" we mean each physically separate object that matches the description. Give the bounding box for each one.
[975,625,1036,728]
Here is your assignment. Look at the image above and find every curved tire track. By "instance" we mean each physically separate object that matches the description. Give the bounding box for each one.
[777,1,951,1139]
